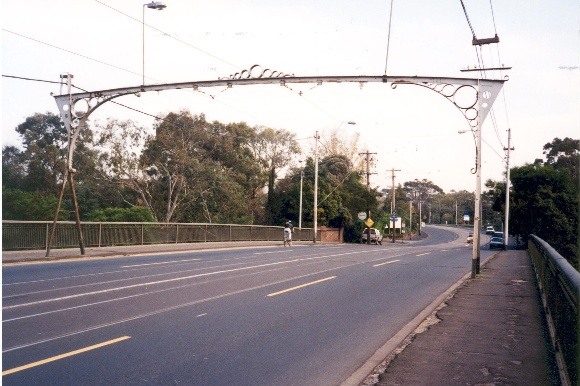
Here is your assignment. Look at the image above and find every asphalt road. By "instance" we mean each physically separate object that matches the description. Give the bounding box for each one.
[2,226,494,385]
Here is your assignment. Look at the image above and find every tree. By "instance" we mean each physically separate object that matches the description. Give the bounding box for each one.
[2,146,26,189]
[248,126,301,225]
[403,179,444,223]
[95,118,158,218]
[2,188,66,220]
[541,137,579,186]
[510,163,578,268]
[85,207,155,222]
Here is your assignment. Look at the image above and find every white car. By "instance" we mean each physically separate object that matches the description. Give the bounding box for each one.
[361,228,383,245]
[485,226,495,235]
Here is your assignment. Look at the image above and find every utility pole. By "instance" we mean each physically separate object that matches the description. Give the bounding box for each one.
[359,151,377,244]
[313,131,320,243]
[503,128,514,250]
[388,167,401,243]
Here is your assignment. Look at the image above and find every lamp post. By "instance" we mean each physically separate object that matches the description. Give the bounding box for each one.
[143,2,167,85]
[299,161,304,230]
[313,131,320,243]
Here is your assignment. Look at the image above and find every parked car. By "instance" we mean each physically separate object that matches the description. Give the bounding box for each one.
[492,231,504,240]
[361,228,383,245]
[485,226,495,235]
[466,233,474,243]
[489,237,504,249]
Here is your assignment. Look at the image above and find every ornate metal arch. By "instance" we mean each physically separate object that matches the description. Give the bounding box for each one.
[49,67,505,256]
[54,67,505,171]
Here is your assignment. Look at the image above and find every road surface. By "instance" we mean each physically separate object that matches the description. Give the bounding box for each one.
[2,225,493,385]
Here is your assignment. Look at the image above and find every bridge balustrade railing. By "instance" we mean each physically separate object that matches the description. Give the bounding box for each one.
[528,235,579,386]
[1,221,316,251]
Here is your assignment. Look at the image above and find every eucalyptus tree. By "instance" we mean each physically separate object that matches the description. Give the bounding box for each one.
[248,126,301,225]
[403,179,444,223]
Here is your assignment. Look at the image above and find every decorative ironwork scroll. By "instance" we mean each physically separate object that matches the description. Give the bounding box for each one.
[219,64,294,80]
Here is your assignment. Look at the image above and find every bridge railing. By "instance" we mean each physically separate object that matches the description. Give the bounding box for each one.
[1,221,316,251]
[528,235,579,386]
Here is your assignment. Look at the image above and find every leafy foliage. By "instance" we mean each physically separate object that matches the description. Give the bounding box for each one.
[85,207,155,222]
[2,188,66,220]
[487,137,579,269]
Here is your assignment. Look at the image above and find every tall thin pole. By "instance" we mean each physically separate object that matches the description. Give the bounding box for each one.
[409,200,412,240]
[299,167,303,230]
[503,128,513,250]
[359,151,377,244]
[389,167,401,243]
[142,5,146,85]
[472,81,483,278]
[313,131,319,243]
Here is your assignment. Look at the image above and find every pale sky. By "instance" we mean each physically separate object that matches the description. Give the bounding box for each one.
[2,0,579,192]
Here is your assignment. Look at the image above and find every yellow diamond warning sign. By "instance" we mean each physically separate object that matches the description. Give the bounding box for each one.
[364,218,374,228]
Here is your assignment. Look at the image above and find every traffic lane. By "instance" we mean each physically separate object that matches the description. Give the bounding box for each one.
[3,246,483,385]
[1,245,304,291]
[2,243,464,328]
[5,247,404,382]
[2,247,405,349]
[1,246,340,309]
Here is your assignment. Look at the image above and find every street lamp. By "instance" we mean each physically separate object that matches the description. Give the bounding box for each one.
[313,131,320,243]
[143,2,167,85]
[299,160,304,230]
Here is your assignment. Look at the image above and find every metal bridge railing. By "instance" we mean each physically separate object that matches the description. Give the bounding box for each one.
[528,235,579,386]
[1,221,316,251]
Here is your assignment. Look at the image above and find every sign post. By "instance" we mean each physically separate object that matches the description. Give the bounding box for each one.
[390,212,398,243]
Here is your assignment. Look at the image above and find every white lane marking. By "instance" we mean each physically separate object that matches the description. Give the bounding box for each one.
[120,258,202,268]
[2,250,369,310]
[3,250,414,323]
[373,260,400,267]
[2,260,364,353]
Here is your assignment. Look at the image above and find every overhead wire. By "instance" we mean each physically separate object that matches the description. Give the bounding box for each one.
[94,0,345,141]
[383,0,395,76]
[92,0,241,71]
[3,29,144,79]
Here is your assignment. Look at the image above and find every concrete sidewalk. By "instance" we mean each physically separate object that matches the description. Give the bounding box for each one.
[368,250,560,386]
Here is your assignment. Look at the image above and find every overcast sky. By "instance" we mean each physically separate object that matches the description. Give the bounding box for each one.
[2,0,579,192]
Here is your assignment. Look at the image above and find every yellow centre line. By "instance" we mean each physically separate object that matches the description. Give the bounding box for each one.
[416,252,431,256]
[267,276,336,297]
[121,258,201,268]
[373,259,400,267]
[2,336,131,376]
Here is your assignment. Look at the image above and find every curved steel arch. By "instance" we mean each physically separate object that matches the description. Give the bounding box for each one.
[55,69,505,170]
[49,68,506,258]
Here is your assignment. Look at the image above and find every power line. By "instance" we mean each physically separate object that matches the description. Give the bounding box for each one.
[459,0,477,40]
[383,0,395,76]
[3,29,145,79]
[93,0,241,71]
[2,74,61,85]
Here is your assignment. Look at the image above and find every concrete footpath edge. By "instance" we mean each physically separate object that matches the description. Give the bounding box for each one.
[341,253,498,386]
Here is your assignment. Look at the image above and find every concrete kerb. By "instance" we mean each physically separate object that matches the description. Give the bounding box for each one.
[342,250,501,386]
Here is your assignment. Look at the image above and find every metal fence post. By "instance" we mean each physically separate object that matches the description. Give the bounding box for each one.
[176,224,179,243]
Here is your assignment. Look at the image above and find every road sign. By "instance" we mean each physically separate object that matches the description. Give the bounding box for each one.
[364,218,374,228]
[358,212,367,221]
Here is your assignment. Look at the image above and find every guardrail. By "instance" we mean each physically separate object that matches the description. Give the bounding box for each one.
[528,235,579,386]
[2,221,316,251]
